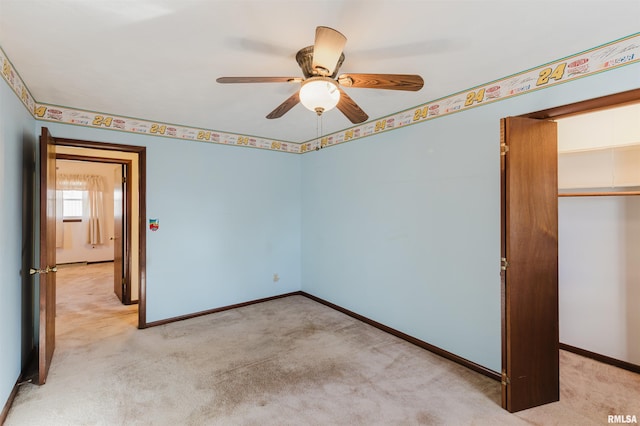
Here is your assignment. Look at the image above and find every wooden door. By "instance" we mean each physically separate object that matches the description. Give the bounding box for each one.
[38,127,57,385]
[501,116,559,412]
[113,165,125,303]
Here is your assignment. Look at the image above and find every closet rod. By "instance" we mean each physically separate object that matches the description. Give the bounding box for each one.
[558,191,640,197]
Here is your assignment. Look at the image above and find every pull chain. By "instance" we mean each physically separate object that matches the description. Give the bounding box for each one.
[316,112,323,150]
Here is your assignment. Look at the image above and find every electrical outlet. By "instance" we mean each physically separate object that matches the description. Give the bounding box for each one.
[273,273,280,283]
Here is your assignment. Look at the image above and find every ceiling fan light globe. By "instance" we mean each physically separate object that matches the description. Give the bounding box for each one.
[299,77,340,113]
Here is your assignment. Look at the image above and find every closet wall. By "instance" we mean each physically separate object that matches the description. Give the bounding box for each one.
[557,103,640,366]
[56,160,119,264]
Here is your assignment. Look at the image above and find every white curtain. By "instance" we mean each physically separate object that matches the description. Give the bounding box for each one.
[57,174,107,245]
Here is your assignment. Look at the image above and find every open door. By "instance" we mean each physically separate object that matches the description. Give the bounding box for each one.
[37,127,57,385]
[113,164,128,303]
[501,116,559,412]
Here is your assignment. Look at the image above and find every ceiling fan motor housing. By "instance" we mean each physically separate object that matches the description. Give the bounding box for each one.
[296,46,345,78]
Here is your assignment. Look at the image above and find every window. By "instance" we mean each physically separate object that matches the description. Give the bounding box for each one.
[62,190,83,221]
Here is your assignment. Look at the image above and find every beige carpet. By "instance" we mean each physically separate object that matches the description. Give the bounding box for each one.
[5,263,639,425]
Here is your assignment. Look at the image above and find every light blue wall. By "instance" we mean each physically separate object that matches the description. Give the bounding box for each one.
[0,81,36,410]
[1,52,638,412]
[301,63,640,373]
[37,122,302,322]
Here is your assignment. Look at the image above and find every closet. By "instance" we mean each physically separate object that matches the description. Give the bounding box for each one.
[557,103,640,367]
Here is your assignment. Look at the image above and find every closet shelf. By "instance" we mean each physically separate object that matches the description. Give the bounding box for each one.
[558,191,640,197]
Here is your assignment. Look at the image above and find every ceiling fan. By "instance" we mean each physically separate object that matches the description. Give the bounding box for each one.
[216,26,424,124]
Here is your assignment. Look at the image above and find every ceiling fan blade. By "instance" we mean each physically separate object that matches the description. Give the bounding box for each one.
[216,77,301,84]
[336,88,368,124]
[312,26,347,76]
[266,92,300,119]
[338,73,424,91]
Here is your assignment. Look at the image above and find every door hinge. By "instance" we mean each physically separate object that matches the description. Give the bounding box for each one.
[501,257,509,271]
[122,176,126,183]
[501,371,511,386]
[500,143,509,156]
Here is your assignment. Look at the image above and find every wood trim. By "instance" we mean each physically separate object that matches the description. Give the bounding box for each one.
[499,118,508,407]
[137,149,147,327]
[300,292,502,382]
[0,375,21,425]
[1,348,38,423]
[56,153,130,164]
[523,88,640,120]
[559,191,640,197]
[559,343,640,374]
[144,292,304,328]
[54,138,146,154]
[124,162,132,305]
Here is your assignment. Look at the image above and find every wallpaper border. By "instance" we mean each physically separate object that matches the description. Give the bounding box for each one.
[2,33,638,154]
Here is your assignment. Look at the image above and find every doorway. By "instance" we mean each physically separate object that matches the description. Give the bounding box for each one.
[53,138,147,326]
[556,105,640,368]
[55,157,135,305]
[36,128,147,385]
[500,88,640,412]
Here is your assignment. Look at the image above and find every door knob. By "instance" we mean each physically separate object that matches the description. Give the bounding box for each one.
[29,265,57,275]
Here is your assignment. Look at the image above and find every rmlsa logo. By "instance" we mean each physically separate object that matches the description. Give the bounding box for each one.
[608,415,638,424]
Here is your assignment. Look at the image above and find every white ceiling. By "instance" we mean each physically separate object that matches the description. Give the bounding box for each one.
[1,0,639,143]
